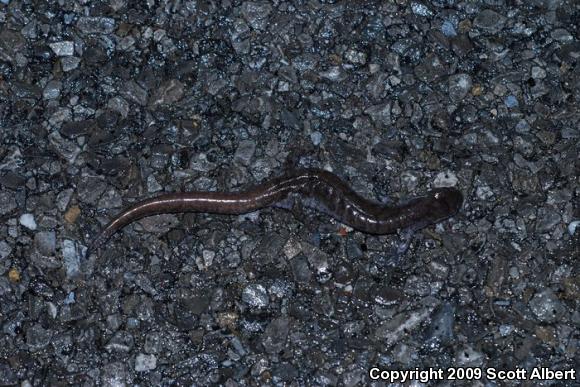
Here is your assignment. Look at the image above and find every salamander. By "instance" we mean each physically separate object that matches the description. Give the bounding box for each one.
[86,168,463,256]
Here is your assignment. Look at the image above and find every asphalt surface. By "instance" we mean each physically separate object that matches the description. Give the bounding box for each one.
[0,1,578,386]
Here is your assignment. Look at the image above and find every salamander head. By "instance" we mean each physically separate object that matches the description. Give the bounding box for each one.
[427,187,463,221]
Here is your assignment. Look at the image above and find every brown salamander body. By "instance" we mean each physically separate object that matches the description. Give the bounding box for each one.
[87,169,463,256]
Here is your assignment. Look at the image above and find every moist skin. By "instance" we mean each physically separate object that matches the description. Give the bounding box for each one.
[87,169,463,256]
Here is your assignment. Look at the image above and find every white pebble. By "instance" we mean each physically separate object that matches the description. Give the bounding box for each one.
[19,213,37,230]
[310,131,323,146]
[433,171,459,187]
[568,220,580,236]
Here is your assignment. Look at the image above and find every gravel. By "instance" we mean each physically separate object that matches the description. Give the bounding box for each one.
[0,1,578,386]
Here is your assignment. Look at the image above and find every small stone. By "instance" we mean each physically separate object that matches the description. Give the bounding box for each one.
[62,240,80,278]
[19,213,37,230]
[531,66,546,79]
[105,331,134,352]
[0,190,17,215]
[536,207,561,233]
[135,354,157,372]
[568,220,580,236]
[0,361,17,385]
[475,184,494,200]
[48,131,81,164]
[26,324,53,351]
[551,28,573,42]
[433,171,459,187]
[365,103,391,126]
[35,231,56,256]
[310,131,322,146]
[0,171,25,189]
[146,175,162,193]
[149,79,184,106]
[455,345,484,366]
[107,97,130,118]
[56,189,74,212]
[319,66,347,82]
[448,74,473,102]
[505,95,518,108]
[60,120,95,139]
[415,53,446,82]
[291,256,312,283]
[499,324,513,336]
[64,205,81,224]
[411,2,433,17]
[8,267,20,283]
[139,214,179,234]
[535,326,556,345]
[61,56,81,72]
[234,140,256,166]
[515,119,530,133]
[43,80,62,100]
[76,17,116,34]
[242,284,269,308]
[344,49,367,65]
[49,41,74,56]
[441,20,457,37]
[261,317,290,354]
[425,302,455,345]
[64,292,75,304]
[196,249,215,270]
[0,241,11,260]
[240,2,272,30]
[0,28,26,63]
[471,84,482,96]
[473,9,506,34]
[529,289,564,322]
[100,363,129,385]
[120,80,148,106]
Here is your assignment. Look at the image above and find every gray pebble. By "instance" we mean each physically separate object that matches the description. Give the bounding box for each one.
[0,190,17,215]
[240,2,273,30]
[62,239,80,278]
[536,207,561,233]
[234,140,256,166]
[48,41,74,56]
[135,353,157,372]
[61,56,80,71]
[26,324,53,351]
[43,80,62,100]
[56,188,74,212]
[0,240,11,261]
[411,2,433,17]
[529,289,564,322]
[310,131,322,146]
[76,17,116,34]
[261,317,290,354]
[242,284,269,308]
[448,74,472,102]
[34,231,56,256]
[473,9,507,34]
[48,131,81,163]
